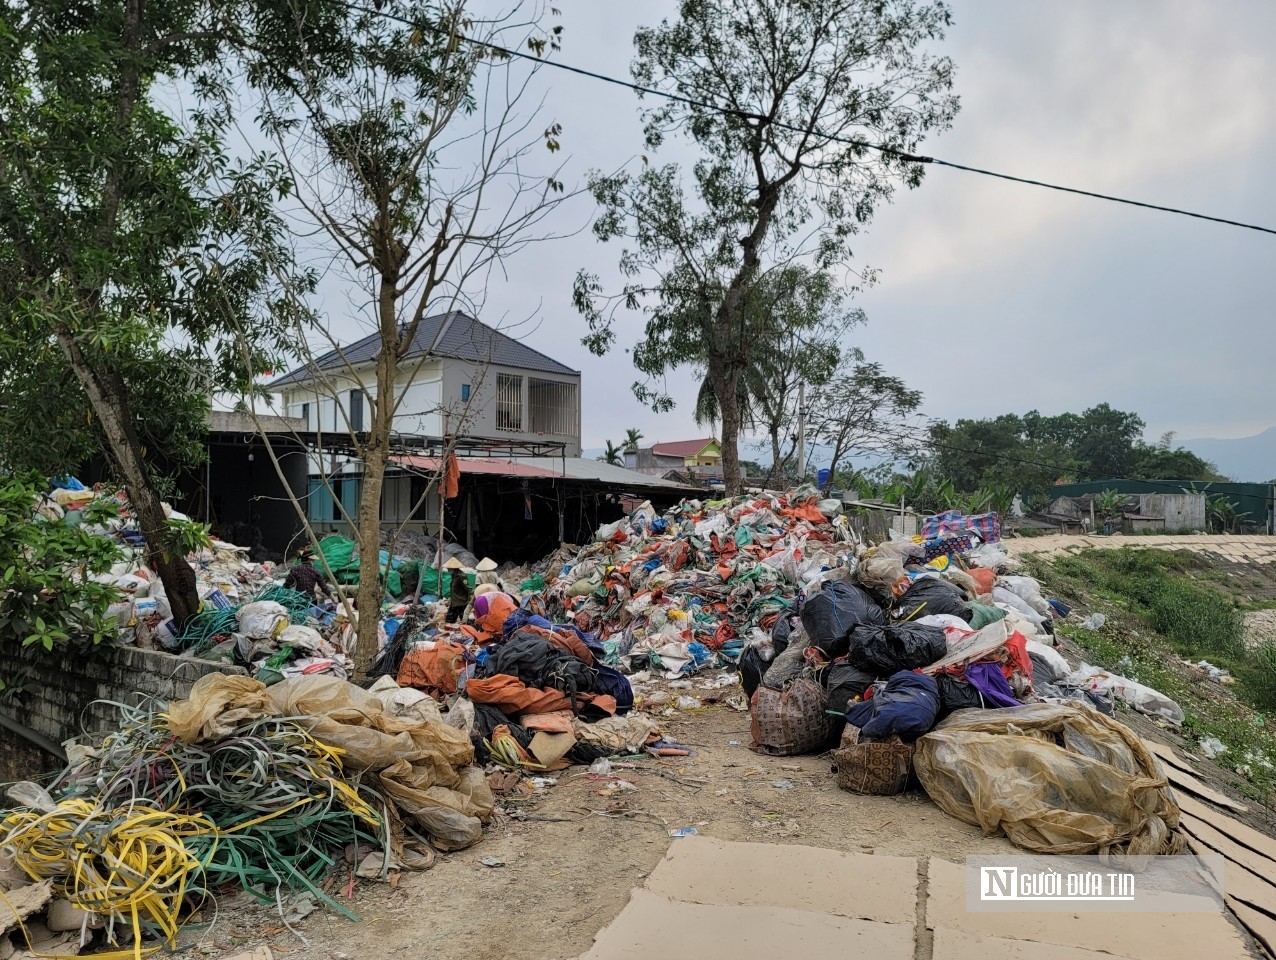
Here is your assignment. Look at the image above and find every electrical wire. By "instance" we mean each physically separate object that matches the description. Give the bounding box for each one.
[329,0,1276,238]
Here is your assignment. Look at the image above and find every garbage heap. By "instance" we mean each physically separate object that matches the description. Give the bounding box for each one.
[536,493,859,676]
[741,514,1187,858]
[0,673,491,960]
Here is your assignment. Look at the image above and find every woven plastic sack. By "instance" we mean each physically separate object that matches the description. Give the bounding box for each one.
[749,673,833,756]
[913,702,1184,856]
[833,725,913,795]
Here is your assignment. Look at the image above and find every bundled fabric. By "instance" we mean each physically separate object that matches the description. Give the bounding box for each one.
[920,510,1000,542]
[749,673,834,756]
[848,622,947,676]
[800,580,886,659]
[964,661,1019,707]
[397,640,468,697]
[892,577,970,622]
[915,703,1184,856]
[844,671,940,741]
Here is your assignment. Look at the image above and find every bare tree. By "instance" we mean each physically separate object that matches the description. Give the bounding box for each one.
[230,1,572,675]
[808,361,924,493]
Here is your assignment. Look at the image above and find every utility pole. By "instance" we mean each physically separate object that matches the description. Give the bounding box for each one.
[795,381,806,485]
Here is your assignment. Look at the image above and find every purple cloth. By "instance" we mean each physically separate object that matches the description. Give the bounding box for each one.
[965,661,1019,708]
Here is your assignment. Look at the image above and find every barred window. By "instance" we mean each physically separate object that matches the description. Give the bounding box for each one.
[496,373,523,431]
[529,378,578,436]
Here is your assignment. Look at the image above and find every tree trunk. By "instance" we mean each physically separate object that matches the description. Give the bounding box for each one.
[710,365,743,496]
[351,273,400,679]
[768,425,782,488]
[52,325,200,626]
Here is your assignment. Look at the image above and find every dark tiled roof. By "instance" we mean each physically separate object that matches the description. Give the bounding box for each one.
[269,311,578,388]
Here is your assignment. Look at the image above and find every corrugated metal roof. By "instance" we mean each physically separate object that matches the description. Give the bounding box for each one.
[392,455,694,491]
[515,457,697,490]
[393,456,555,478]
[269,311,579,388]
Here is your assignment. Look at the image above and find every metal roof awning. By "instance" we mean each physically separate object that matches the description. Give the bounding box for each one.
[391,455,696,493]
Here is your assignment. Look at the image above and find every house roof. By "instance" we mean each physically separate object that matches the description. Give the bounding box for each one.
[268,311,578,389]
[651,438,719,459]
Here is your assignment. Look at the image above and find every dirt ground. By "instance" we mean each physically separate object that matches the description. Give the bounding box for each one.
[1246,609,1276,649]
[185,687,1020,960]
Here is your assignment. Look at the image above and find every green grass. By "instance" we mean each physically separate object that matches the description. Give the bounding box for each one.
[1030,549,1276,801]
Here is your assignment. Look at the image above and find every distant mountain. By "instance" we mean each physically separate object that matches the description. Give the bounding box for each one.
[1185,426,1276,482]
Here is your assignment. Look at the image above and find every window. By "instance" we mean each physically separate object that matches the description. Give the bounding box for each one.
[349,390,365,432]
[460,383,471,403]
[528,378,579,437]
[496,373,523,431]
[301,402,310,428]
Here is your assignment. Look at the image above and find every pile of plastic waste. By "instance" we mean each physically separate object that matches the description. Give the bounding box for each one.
[535,492,859,677]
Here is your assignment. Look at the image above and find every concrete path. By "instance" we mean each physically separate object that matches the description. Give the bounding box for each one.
[576,836,1257,960]
[1004,534,1276,562]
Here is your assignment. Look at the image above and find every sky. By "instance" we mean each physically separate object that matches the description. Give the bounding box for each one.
[295,0,1276,454]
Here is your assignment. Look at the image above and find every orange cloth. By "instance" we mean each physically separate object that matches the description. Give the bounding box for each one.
[779,497,827,524]
[465,675,571,715]
[521,711,574,734]
[475,592,517,638]
[442,452,460,499]
[396,641,467,696]
[967,567,996,596]
[539,627,595,666]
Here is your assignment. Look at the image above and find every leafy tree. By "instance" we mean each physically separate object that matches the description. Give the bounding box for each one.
[807,361,924,492]
[0,0,303,625]
[624,428,644,452]
[599,441,625,466]
[0,476,123,689]
[574,0,959,494]
[691,266,846,482]
[232,2,568,675]
[929,415,1069,495]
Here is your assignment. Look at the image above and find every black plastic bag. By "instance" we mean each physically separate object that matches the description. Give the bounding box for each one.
[739,646,771,699]
[936,675,986,718]
[823,661,877,715]
[801,581,886,659]
[844,671,940,741]
[848,622,947,676]
[892,577,970,621]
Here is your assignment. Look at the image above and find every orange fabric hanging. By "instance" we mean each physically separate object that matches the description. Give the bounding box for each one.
[442,452,461,499]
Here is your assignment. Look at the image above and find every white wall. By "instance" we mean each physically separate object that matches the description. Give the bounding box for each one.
[276,357,580,455]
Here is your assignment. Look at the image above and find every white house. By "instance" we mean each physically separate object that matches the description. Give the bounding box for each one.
[268,310,582,455]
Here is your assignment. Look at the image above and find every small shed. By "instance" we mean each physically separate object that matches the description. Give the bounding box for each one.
[1122,511,1165,534]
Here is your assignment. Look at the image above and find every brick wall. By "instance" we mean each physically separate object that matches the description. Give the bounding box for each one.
[0,645,245,783]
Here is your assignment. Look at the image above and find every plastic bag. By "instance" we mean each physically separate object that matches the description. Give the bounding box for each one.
[1065,664,1185,726]
[997,575,1052,617]
[992,587,1046,626]
[376,759,488,851]
[1026,640,1070,682]
[893,577,970,621]
[848,623,947,676]
[237,601,289,640]
[749,674,834,756]
[822,661,876,715]
[856,554,908,597]
[914,703,1185,856]
[800,581,886,659]
[761,630,808,689]
[845,671,940,741]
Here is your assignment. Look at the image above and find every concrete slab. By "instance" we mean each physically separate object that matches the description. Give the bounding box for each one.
[577,888,914,960]
[932,927,1142,960]
[926,858,1252,960]
[644,835,918,924]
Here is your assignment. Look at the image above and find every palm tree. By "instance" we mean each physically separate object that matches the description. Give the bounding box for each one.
[624,428,644,452]
[598,440,625,466]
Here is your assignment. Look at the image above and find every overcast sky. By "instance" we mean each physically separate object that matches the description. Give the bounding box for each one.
[302,1,1276,453]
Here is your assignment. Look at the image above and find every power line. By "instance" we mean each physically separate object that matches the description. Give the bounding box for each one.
[331,0,1276,238]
